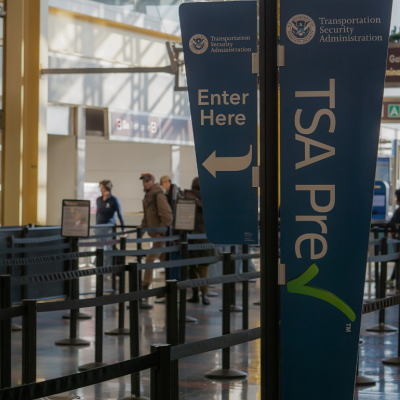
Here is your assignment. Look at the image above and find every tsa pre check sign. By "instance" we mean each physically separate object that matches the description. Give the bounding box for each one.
[179,1,258,245]
[280,1,392,400]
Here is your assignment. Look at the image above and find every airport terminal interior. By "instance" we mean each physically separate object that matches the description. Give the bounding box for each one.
[0,0,400,399]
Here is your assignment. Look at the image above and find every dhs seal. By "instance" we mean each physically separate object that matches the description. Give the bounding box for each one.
[189,34,208,54]
[286,15,316,45]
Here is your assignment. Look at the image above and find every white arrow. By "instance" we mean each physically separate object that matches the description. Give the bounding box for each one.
[202,145,253,178]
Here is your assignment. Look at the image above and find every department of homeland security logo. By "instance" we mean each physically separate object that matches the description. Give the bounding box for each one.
[189,34,208,54]
[286,15,316,45]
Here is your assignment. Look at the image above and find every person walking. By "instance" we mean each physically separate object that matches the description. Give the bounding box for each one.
[96,180,125,266]
[96,180,125,227]
[160,175,182,282]
[140,173,173,300]
[185,177,213,305]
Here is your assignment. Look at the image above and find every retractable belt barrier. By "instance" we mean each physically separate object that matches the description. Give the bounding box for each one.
[106,245,181,257]
[0,243,71,255]
[0,353,158,400]
[362,294,400,314]
[10,264,128,286]
[12,235,65,244]
[37,286,167,313]
[0,251,96,267]
[126,235,181,244]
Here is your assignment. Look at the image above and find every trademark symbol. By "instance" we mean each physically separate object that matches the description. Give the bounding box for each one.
[346,323,351,333]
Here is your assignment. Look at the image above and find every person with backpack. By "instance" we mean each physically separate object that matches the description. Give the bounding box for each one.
[140,174,173,300]
[185,177,213,305]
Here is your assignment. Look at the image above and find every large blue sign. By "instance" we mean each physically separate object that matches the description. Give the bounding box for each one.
[280,1,392,399]
[179,2,258,244]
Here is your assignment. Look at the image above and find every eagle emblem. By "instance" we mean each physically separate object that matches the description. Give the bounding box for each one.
[286,15,316,45]
[189,34,209,54]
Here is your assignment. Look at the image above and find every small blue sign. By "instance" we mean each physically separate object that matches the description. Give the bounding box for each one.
[179,1,258,244]
[372,180,389,220]
[280,0,392,399]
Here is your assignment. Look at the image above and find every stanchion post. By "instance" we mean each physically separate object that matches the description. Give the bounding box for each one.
[373,227,380,299]
[0,275,12,388]
[367,236,398,332]
[382,300,400,365]
[242,245,249,331]
[179,241,188,344]
[7,235,22,331]
[70,238,79,337]
[379,237,388,324]
[150,344,171,400]
[166,280,179,399]
[106,237,130,335]
[230,246,236,308]
[122,262,150,400]
[22,299,37,385]
[119,237,127,328]
[137,228,143,289]
[56,239,90,346]
[223,253,231,369]
[78,249,107,371]
[205,253,247,379]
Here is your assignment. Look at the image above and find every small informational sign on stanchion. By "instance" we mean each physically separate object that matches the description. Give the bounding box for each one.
[174,198,197,231]
[61,200,91,238]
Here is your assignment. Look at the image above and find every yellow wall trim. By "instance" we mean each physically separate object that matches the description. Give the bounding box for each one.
[49,6,182,43]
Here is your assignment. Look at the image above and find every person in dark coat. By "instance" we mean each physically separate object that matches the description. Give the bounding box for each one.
[185,177,214,305]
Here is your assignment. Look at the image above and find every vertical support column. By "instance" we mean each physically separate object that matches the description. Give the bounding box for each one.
[259,0,280,397]
[2,0,49,225]
[2,0,24,225]
[74,107,86,200]
[0,275,12,388]
[22,299,37,384]
[22,0,49,225]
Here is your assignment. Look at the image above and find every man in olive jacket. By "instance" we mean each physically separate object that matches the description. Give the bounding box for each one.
[140,173,173,291]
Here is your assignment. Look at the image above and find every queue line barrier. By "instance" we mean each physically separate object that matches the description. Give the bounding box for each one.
[364,237,400,332]
[0,262,262,399]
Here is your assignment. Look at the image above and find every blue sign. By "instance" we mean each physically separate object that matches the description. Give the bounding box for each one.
[372,180,389,220]
[179,2,258,244]
[280,1,392,399]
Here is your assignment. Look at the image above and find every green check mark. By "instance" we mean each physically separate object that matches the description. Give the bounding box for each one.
[287,263,356,322]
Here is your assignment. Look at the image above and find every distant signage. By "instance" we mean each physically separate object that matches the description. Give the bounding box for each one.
[174,198,197,231]
[109,110,194,145]
[180,1,258,244]
[280,0,392,400]
[61,200,90,238]
[382,97,400,122]
[385,43,400,87]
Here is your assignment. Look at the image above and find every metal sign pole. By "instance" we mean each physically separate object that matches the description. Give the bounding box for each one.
[259,0,279,399]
